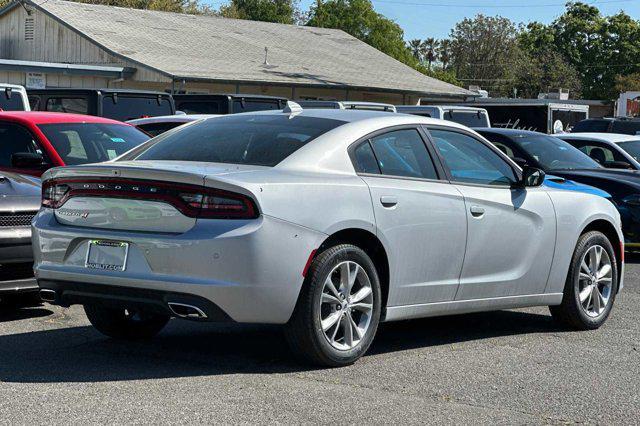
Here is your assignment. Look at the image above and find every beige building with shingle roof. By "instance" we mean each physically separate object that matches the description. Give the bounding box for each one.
[0,0,473,103]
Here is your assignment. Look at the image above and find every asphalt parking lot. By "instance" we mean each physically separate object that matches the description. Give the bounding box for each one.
[1,260,639,424]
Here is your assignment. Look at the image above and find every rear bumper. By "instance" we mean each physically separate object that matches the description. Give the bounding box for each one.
[0,277,38,293]
[38,279,233,321]
[32,210,326,324]
[0,229,33,263]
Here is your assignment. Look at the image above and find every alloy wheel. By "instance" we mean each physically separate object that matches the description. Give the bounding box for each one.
[319,261,374,351]
[578,245,613,318]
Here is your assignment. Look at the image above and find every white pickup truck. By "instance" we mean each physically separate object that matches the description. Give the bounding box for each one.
[0,84,30,111]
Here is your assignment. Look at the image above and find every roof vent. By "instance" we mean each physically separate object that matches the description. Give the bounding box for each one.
[24,17,34,41]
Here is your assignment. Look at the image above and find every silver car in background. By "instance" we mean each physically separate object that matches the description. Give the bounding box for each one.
[32,106,623,366]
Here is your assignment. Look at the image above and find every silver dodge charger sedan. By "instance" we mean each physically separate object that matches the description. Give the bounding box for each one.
[32,105,624,366]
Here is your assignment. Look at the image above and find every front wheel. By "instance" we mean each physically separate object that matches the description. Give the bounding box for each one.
[285,244,382,367]
[84,304,170,340]
[550,231,618,330]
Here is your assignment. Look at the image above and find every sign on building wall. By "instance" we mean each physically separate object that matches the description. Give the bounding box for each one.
[26,72,46,89]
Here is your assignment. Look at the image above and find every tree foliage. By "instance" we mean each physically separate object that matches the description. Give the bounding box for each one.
[306,0,418,69]
[218,0,298,24]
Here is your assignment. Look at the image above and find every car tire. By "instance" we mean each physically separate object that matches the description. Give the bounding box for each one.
[550,231,618,330]
[285,244,382,367]
[84,304,170,340]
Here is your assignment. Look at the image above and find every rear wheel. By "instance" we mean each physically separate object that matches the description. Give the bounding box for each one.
[84,304,169,340]
[550,231,618,330]
[285,244,382,367]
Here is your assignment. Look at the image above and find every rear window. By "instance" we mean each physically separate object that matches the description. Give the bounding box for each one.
[45,97,89,114]
[176,101,222,114]
[443,110,490,127]
[0,90,25,111]
[129,114,344,166]
[101,95,173,121]
[232,99,283,113]
[572,119,611,133]
[38,123,150,165]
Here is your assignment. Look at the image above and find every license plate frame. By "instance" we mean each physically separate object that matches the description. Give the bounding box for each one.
[85,240,129,272]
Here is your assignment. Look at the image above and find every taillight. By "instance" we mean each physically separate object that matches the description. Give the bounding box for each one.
[42,181,70,208]
[41,178,258,219]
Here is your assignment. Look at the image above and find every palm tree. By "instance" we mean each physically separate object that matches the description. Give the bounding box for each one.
[438,39,452,70]
[421,38,439,70]
[408,39,423,62]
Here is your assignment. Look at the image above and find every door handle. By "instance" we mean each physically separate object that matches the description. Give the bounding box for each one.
[380,196,398,208]
[470,205,485,217]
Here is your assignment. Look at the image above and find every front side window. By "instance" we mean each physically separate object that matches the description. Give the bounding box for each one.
[38,123,149,165]
[506,134,600,171]
[127,114,345,167]
[367,129,438,179]
[45,97,89,114]
[430,129,516,186]
[0,123,41,167]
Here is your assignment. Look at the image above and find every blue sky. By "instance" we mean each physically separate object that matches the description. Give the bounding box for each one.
[206,0,640,40]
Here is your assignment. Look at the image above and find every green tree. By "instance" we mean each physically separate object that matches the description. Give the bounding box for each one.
[437,39,452,69]
[615,73,640,93]
[408,39,423,62]
[307,0,417,68]
[218,0,298,24]
[421,37,438,70]
[514,49,581,98]
[448,14,521,96]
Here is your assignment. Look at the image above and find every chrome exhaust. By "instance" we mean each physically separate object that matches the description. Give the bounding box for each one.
[39,289,56,303]
[167,302,208,319]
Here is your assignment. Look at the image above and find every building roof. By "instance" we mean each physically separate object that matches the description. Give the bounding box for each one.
[16,0,472,97]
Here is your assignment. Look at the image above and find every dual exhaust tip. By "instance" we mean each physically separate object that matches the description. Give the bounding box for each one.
[39,289,208,320]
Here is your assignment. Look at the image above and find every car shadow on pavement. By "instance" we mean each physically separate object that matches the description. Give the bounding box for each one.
[0,308,561,383]
[625,252,640,264]
[0,306,53,323]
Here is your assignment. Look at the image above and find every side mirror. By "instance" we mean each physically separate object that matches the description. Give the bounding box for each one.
[605,160,634,170]
[11,152,46,169]
[520,166,545,187]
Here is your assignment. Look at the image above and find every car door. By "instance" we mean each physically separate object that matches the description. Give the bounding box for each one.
[352,126,467,306]
[0,121,49,176]
[427,127,556,300]
[562,138,639,170]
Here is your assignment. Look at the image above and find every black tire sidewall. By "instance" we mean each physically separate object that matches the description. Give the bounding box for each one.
[569,232,618,328]
[308,245,382,365]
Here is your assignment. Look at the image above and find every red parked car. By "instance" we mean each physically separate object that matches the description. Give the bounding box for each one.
[0,112,150,177]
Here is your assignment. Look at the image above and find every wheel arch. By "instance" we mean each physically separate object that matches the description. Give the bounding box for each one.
[316,228,391,318]
[581,219,623,288]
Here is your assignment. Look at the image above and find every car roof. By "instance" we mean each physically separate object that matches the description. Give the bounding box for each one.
[0,111,130,125]
[27,88,170,96]
[557,133,640,143]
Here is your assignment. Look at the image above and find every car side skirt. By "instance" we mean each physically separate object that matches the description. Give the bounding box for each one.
[383,293,563,322]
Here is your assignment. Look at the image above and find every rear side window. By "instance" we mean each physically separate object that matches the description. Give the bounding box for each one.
[45,97,89,114]
[367,129,438,179]
[353,141,380,174]
[0,90,25,111]
[129,114,344,167]
[0,123,41,166]
[101,96,173,121]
